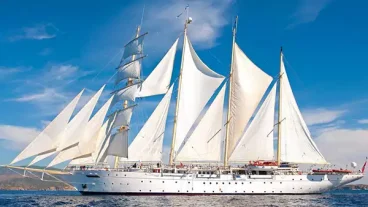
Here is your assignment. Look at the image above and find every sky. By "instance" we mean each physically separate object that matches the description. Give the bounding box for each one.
[1,0,368,183]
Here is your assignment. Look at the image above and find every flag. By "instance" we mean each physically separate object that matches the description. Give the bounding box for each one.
[362,160,367,173]
[176,4,189,18]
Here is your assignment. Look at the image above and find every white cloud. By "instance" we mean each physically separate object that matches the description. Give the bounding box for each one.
[0,66,28,78]
[358,119,368,124]
[288,0,332,29]
[0,125,40,150]
[9,23,59,41]
[302,108,346,126]
[144,0,232,49]
[10,87,67,103]
[315,128,368,183]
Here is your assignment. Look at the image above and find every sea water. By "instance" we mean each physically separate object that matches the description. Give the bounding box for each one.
[0,190,367,206]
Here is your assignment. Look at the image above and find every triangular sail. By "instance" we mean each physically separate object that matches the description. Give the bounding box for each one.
[47,95,114,167]
[175,83,226,162]
[229,83,277,162]
[138,39,178,97]
[29,86,105,166]
[127,84,174,162]
[226,43,272,161]
[174,35,224,154]
[279,53,327,164]
[10,90,84,165]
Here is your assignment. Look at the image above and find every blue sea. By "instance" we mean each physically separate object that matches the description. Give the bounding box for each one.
[0,190,367,206]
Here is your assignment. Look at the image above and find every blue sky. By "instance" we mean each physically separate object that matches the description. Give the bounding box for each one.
[1,0,368,182]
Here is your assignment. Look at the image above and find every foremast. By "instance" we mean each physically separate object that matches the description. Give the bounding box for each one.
[224,16,238,167]
[113,25,147,168]
[169,17,190,166]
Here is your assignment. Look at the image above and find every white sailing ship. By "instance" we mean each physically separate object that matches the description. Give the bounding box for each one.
[5,15,365,195]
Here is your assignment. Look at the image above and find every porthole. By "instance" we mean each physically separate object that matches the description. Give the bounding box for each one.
[241,182,244,185]
[139,190,141,192]
[264,191,266,193]
[127,183,129,185]
[243,191,245,193]
[141,181,143,183]
[204,191,206,193]
[210,182,212,184]
[235,191,237,193]
[149,190,151,192]
[229,182,231,184]
[270,182,272,184]
[150,181,152,183]
[300,179,302,180]
[252,191,254,193]
[112,183,113,185]
[120,183,122,185]
[124,174,126,177]
[213,191,214,193]
[222,182,224,184]
[162,181,165,183]
[108,174,110,176]
[250,182,252,184]
[203,182,205,184]
[187,190,189,192]
[264,182,266,184]
[175,181,177,183]
[216,182,218,184]
[272,191,274,193]
[292,179,294,181]
[280,182,282,184]
[188,182,190,184]
[235,182,237,184]
[116,174,118,176]
[162,190,164,192]
[178,190,180,192]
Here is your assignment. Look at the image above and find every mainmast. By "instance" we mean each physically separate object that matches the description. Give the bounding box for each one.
[277,47,283,165]
[169,13,191,166]
[114,26,141,169]
[223,16,238,167]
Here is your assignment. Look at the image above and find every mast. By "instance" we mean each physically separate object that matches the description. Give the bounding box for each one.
[223,16,238,167]
[277,47,283,165]
[169,16,190,166]
[114,26,141,169]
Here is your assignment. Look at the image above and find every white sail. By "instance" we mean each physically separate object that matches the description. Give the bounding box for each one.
[47,95,114,167]
[10,90,84,165]
[28,151,57,166]
[279,53,327,164]
[29,86,105,166]
[175,83,226,162]
[174,35,224,153]
[226,43,272,160]
[106,131,128,158]
[138,39,178,97]
[111,83,141,106]
[127,84,174,162]
[56,86,105,151]
[123,33,146,59]
[229,83,277,163]
[115,58,142,85]
[109,105,135,129]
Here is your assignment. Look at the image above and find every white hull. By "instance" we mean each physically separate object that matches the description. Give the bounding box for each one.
[57,170,363,195]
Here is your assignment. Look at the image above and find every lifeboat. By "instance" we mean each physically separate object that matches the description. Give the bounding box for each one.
[312,169,333,174]
[250,160,278,166]
[332,169,352,174]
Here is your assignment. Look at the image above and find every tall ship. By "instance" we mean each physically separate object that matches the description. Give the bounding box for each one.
[4,14,365,195]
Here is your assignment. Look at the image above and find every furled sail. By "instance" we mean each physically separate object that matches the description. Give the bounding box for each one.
[28,86,105,166]
[226,43,272,161]
[10,90,84,165]
[115,57,143,85]
[109,105,136,129]
[229,83,277,162]
[138,39,178,97]
[127,84,174,162]
[175,83,226,162]
[174,35,224,154]
[106,131,128,158]
[123,33,147,59]
[279,53,327,164]
[111,82,142,106]
[47,95,114,167]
